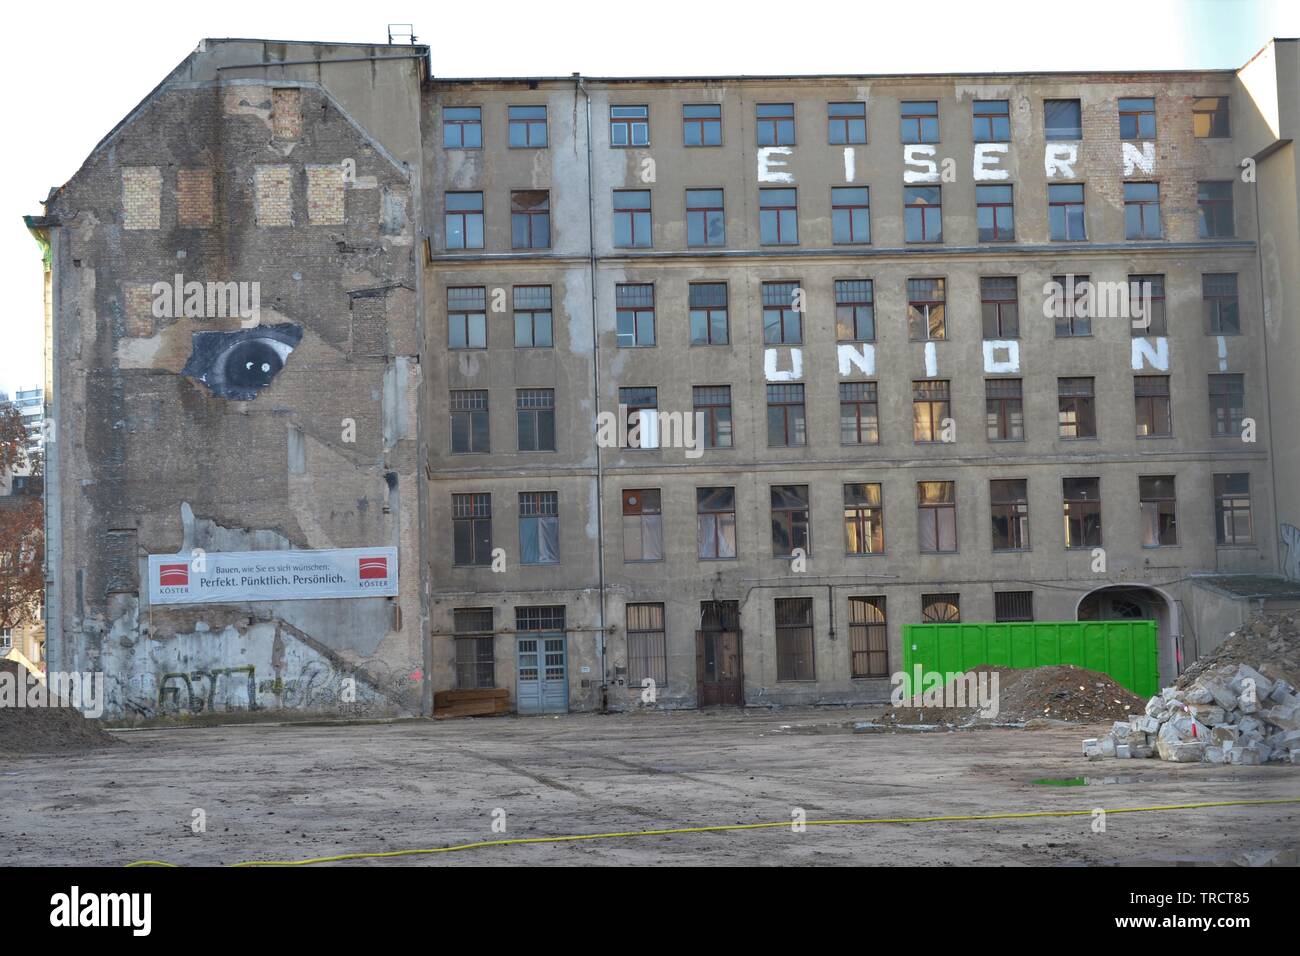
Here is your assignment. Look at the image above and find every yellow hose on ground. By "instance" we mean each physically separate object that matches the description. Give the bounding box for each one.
[124,797,1300,867]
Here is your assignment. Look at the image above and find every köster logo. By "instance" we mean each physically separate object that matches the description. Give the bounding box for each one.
[358,556,388,581]
[158,563,189,587]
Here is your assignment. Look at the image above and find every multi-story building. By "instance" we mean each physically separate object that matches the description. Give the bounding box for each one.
[27,37,1300,719]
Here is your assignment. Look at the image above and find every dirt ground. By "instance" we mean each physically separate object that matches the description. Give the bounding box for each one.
[2,707,1298,866]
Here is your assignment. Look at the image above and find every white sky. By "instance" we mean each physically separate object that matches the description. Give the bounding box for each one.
[2,0,1297,397]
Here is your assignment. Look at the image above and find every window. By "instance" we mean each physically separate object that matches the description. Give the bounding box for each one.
[972,100,1010,141]
[511,190,550,249]
[976,185,1015,241]
[452,493,492,566]
[904,186,943,242]
[986,379,1024,441]
[443,106,482,149]
[1062,477,1102,549]
[689,282,729,345]
[1139,476,1177,547]
[829,102,867,144]
[0,629,11,650]
[615,283,656,347]
[508,105,547,147]
[613,190,652,247]
[771,485,811,556]
[1209,373,1245,437]
[619,387,657,449]
[445,192,484,250]
[610,105,649,147]
[1124,182,1162,239]
[517,605,565,633]
[686,189,725,247]
[1129,274,1166,335]
[913,380,951,443]
[921,593,961,622]
[1119,97,1156,139]
[917,481,957,553]
[450,389,489,454]
[1214,473,1253,545]
[844,483,884,555]
[519,491,559,565]
[980,277,1019,338]
[840,381,879,445]
[767,384,806,447]
[514,285,553,348]
[697,486,737,559]
[683,104,722,146]
[994,592,1034,623]
[626,604,667,686]
[1203,274,1239,335]
[1198,182,1234,238]
[849,597,888,678]
[990,479,1029,551]
[756,103,795,146]
[907,277,946,340]
[1194,96,1230,138]
[775,598,815,681]
[516,388,556,452]
[1044,99,1082,139]
[694,386,733,449]
[1049,184,1087,241]
[835,279,875,341]
[900,100,939,143]
[622,489,663,561]
[1134,375,1172,437]
[448,286,487,349]
[762,281,803,344]
[1053,274,1092,336]
[832,187,871,244]
[1058,377,1096,439]
[759,188,799,245]
[453,608,495,690]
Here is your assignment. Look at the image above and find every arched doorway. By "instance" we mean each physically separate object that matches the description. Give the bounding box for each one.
[1076,585,1179,687]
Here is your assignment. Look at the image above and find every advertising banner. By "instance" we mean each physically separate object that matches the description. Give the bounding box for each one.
[146,547,398,606]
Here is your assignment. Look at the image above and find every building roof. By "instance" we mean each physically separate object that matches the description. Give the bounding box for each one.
[1192,574,1300,600]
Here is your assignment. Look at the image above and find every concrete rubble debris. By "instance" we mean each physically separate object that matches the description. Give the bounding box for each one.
[1080,656,1300,766]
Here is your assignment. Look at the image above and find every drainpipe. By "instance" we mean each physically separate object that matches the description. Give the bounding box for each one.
[574,74,609,713]
[1250,159,1283,575]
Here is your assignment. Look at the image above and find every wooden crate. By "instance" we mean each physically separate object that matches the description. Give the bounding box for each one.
[434,688,510,718]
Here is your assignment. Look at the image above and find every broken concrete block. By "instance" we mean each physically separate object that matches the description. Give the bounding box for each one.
[1188,704,1227,725]
[1238,716,1263,737]
[1202,680,1239,711]
[1134,714,1160,734]
[1290,750,1300,766]
[1144,696,1167,719]
[1268,680,1294,703]
[1116,743,1132,758]
[1229,748,1261,766]
[1205,746,1227,764]
[1261,702,1300,731]
[1229,664,1274,698]
[1082,737,1099,755]
[1129,744,1154,759]
[1168,715,1210,742]
[1210,725,1241,747]
[1184,684,1214,704]
[1160,687,1180,703]
[1086,745,1104,760]
[1100,736,1117,756]
[1157,738,1206,762]
[1112,721,1132,740]
[1267,728,1300,751]
[1238,690,1259,715]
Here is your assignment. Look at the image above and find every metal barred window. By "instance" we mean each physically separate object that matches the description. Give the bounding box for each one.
[516,606,565,632]
[775,597,815,681]
[921,593,961,623]
[849,596,888,678]
[994,591,1034,623]
[453,607,495,690]
[626,603,667,686]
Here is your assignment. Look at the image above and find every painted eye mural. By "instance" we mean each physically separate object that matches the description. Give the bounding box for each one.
[181,323,304,400]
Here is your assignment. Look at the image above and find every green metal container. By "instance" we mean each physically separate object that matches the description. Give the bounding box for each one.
[900,620,1159,699]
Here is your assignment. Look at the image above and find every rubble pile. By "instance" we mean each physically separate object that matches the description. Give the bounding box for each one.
[1083,663,1300,765]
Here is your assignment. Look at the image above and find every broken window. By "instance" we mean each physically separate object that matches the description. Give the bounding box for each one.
[697,486,737,559]
[615,283,656,347]
[511,190,551,249]
[1203,274,1239,335]
[843,483,884,555]
[1213,473,1253,545]
[1058,377,1096,438]
[519,491,560,565]
[1062,477,1102,549]
[1198,181,1234,238]
[1128,274,1166,335]
[1209,373,1245,437]
[622,489,663,562]
[990,479,1030,552]
[619,387,657,449]
[770,485,811,557]
[907,277,946,340]
[1134,375,1172,437]
[1139,476,1178,547]
[1193,96,1230,138]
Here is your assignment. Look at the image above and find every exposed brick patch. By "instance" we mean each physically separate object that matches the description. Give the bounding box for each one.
[254,164,293,227]
[121,167,162,230]
[177,167,215,227]
[123,282,155,337]
[306,164,346,224]
[272,88,302,140]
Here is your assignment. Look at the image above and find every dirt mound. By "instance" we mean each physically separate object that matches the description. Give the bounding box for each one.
[0,658,118,754]
[880,664,1146,727]
[1178,611,1300,691]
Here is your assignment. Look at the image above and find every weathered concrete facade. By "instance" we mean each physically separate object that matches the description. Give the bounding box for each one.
[33,38,1300,719]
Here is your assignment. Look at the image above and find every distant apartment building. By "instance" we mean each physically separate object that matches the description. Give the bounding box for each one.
[26,37,1300,719]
